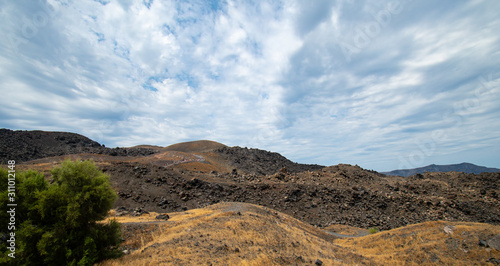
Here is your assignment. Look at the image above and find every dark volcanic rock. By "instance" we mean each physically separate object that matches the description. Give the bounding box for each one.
[213,146,324,175]
[105,162,500,230]
[155,214,170,220]
[0,129,157,164]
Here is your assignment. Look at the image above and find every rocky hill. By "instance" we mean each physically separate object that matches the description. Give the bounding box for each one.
[164,140,227,153]
[213,146,324,175]
[383,162,500,177]
[0,129,157,164]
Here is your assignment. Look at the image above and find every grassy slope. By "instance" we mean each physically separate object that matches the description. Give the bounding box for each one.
[336,221,500,265]
[99,203,499,265]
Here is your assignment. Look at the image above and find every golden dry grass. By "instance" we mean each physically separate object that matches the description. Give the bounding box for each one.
[98,202,369,265]
[334,220,500,265]
[98,203,500,266]
[324,224,369,236]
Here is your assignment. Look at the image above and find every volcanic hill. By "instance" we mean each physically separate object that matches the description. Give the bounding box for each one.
[2,129,500,265]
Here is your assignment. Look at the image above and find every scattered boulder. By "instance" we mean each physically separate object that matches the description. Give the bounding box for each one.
[157,199,169,207]
[487,234,500,250]
[133,207,149,216]
[444,225,456,235]
[295,256,305,263]
[115,211,128,216]
[115,206,129,216]
[487,258,500,264]
[155,214,170,220]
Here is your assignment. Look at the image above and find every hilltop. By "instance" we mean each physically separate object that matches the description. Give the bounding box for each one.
[164,140,227,153]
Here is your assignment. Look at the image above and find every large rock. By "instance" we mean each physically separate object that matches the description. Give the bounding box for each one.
[487,234,500,250]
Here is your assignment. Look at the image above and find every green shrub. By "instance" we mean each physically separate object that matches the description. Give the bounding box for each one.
[368,227,380,234]
[0,160,122,266]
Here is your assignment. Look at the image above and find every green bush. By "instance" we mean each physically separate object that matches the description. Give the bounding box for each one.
[368,227,380,234]
[0,160,122,266]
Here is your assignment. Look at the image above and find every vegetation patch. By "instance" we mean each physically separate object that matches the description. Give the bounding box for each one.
[0,160,122,265]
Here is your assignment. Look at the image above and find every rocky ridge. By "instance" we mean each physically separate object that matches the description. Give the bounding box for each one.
[101,162,499,230]
[213,146,324,175]
[383,162,500,177]
[0,129,157,164]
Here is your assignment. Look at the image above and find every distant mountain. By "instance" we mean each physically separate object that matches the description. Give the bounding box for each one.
[382,163,500,177]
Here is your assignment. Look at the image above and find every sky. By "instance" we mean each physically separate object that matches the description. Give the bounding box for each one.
[1,0,499,172]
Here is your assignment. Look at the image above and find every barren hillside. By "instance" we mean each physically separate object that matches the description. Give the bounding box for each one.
[98,202,500,265]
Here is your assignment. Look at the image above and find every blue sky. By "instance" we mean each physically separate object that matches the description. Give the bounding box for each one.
[1,0,499,171]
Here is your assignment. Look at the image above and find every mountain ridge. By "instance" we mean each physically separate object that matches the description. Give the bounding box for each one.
[383,162,500,177]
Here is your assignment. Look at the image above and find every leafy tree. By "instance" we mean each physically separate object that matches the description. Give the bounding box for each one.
[0,160,122,265]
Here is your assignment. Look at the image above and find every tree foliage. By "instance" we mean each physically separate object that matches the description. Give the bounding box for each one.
[0,160,122,265]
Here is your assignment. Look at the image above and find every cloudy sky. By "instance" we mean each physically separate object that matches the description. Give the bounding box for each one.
[1,0,499,171]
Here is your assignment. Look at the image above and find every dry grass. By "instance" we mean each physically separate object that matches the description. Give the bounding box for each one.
[334,220,500,265]
[324,224,368,236]
[98,202,369,265]
[98,204,499,266]
[175,160,225,173]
